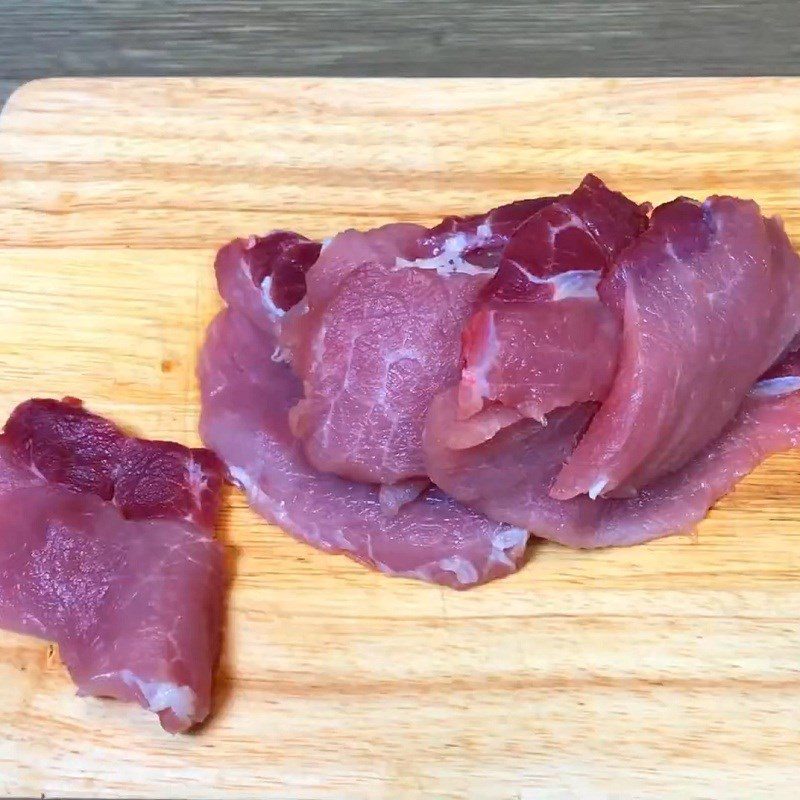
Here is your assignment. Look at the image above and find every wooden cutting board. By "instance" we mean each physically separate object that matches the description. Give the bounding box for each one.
[1,77,800,799]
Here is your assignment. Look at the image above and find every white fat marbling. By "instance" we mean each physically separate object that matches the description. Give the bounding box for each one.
[394,227,494,277]
[260,275,286,317]
[588,477,608,500]
[438,555,480,586]
[119,670,196,723]
[524,269,602,301]
[749,375,800,398]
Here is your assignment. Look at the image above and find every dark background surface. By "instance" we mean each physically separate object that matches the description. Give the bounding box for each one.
[1,0,800,107]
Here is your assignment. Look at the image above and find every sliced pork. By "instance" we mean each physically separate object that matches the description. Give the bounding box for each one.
[199,309,528,589]
[215,230,321,334]
[0,399,225,732]
[281,204,554,486]
[201,177,800,590]
[425,347,800,546]
[553,197,800,500]
[458,175,648,424]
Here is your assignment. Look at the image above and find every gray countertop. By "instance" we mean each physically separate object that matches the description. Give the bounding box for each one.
[2,0,800,108]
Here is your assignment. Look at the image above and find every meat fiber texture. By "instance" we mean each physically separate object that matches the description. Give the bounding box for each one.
[425,356,800,547]
[553,196,800,500]
[280,198,554,487]
[424,191,800,547]
[199,309,528,589]
[458,175,649,427]
[204,177,800,585]
[0,398,225,732]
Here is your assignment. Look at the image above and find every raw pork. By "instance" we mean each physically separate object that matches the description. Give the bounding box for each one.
[0,399,225,732]
[280,196,558,486]
[553,197,800,500]
[425,346,800,547]
[199,309,528,589]
[458,174,648,423]
[215,230,321,333]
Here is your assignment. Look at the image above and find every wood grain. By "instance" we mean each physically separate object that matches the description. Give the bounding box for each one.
[2,0,800,110]
[1,77,800,799]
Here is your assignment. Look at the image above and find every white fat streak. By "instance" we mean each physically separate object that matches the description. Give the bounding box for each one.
[525,269,602,301]
[490,526,529,568]
[260,275,285,317]
[230,465,257,495]
[119,670,196,723]
[588,477,608,500]
[394,227,494,277]
[271,345,291,363]
[185,458,208,514]
[229,465,291,527]
[438,555,480,586]
[749,375,800,398]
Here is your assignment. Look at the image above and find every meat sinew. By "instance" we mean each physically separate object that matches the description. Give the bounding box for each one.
[0,398,225,732]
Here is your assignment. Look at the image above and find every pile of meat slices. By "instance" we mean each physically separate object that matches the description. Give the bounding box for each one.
[200,174,800,586]
[4,173,800,734]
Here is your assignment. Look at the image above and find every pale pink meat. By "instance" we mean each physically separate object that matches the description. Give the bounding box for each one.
[0,399,225,732]
[457,175,648,423]
[553,197,800,500]
[286,258,492,484]
[425,348,800,547]
[199,309,529,589]
[279,194,559,486]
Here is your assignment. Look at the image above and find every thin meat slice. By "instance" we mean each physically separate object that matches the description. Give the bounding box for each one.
[199,309,528,589]
[215,230,321,333]
[0,399,225,732]
[553,197,800,500]
[282,223,494,485]
[279,195,556,487]
[287,260,492,484]
[425,390,599,543]
[425,349,800,547]
[458,174,648,422]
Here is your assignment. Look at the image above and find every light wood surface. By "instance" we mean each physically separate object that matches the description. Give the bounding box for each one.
[1,77,800,799]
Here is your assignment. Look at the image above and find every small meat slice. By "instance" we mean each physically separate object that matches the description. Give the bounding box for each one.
[458,174,648,421]
[425,349,800,547]
[282,223,495,485]
[425,390,598,542]
[287,261,491,484]
[199,309,528,589]
[215,230,321,333]
[280,195,557,486]
[0,399,225,732]
[553,196,800,500]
